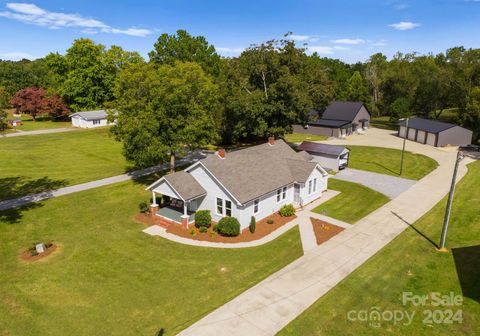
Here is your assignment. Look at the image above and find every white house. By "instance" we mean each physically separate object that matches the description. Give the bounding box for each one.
[297,141,350,172]
[70,110,116,129]
[146,138,329,230]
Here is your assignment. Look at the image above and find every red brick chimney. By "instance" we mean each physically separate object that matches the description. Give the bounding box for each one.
[268,136,275,146]
[218,148,226,158]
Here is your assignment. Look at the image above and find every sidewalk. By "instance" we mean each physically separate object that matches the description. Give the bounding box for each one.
[178,144,471,335]
[1,127,77,138]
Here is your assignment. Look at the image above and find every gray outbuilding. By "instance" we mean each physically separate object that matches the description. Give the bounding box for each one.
[398,117,472,147]
[297,141,350,172]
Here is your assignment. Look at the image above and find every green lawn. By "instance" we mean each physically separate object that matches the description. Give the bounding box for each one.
[0,179,303,336]
[370,116,398,130]
[279,160,480,336]
[284,132,328,143]
[5,110,71,131]
[314,179,389,224]
[348,145,438,180]
[0,128,129,201]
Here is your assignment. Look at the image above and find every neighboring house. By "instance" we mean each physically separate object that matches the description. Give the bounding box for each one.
[298,141,350,172]
[398,117,472,147]
[292,101,371,138]
[70,110,116,128]
[147,138,329,229]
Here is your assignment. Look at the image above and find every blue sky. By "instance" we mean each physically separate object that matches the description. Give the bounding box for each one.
[0,0,478,63]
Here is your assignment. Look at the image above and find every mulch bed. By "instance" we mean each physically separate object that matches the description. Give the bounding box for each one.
[136,212,297,243]
[19,244,58,262]
[310,218,344,245]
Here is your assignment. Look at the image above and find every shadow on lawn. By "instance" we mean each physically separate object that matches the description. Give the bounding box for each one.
[0,176,67,224]
[391,211,438,248]
[367,161,400,176]
[452,245,480,303]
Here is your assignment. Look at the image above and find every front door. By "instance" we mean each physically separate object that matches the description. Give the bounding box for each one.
[294,184,300,203]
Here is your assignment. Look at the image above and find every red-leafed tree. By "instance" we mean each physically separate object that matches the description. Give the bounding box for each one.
[10,87,69,121]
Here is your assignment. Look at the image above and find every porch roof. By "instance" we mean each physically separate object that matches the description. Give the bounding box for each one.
[161,171,206,201]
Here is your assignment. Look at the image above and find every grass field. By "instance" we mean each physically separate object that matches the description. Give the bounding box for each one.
[0,128,128,201]
[279,160,480,336]
[0,178,303,336]
[313,179,389,224]
[348,145,438,180]
[4,110,71,131]
[284,132,328,143]
[370,116,398,130]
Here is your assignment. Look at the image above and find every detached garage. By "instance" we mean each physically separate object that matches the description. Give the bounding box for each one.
[298,141,350,172]
[398,117,472,147]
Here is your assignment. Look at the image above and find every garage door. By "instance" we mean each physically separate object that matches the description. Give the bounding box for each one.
[426,132,437,146]
[399,126,406,138]
[408,128,416,141]
[417,130,426,143]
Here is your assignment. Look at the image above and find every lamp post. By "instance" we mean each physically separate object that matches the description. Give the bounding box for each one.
[438,151,464,251]
[399,117,409,176]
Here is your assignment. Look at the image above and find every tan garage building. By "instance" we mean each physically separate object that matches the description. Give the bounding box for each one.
[398,117,472,147]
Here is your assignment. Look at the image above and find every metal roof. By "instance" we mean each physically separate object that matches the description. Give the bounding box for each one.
[308,119,352,128]
[298,141,348,156]
[399,117,457,133]
[321,101,367,122]
[70,110,116,121]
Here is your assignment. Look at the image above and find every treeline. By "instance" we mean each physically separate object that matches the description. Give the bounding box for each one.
[1,31,479,147]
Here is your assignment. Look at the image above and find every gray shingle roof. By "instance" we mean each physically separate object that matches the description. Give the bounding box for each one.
[321,101,366,122]
[164,171,206,201]
[70,110,115,121]
[399,117,456,133]
[298,142,347,156]
[198,140,322,204]
[297,150,313,161]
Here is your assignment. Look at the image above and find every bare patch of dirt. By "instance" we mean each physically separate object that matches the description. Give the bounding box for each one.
[310,218,344,245]
[19,244,58,262]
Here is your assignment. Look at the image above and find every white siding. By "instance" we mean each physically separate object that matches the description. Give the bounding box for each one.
[71,117,114,128]
[152,180,181,200]
[300,167,327,205]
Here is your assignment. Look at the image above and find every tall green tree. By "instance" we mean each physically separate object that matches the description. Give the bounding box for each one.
[148,29,221,76]
[365,53,387,116]
[346,71,369,106]
[112,61,220,170]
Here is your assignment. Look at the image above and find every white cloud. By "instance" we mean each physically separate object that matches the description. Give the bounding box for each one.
[0,2,152,37]
[307,46,334,55]
[0,51,35,60]
[388,21,421,30]
[216,47,244,54]
[331,38,366,45]
[393,3,409,10]
[369,40,388,47]
[289,34,311,41]
[333,46,349,50]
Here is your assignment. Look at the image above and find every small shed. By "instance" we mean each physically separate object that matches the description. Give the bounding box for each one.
[298,141,350,172]
[398,118,472,147]
[70,110,117,129]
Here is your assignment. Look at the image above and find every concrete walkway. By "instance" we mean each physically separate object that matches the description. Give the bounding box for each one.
[143,190,343,250]
[178,129,472,336]
[332,168,416,199]
[0,151,205,211]
[1,127,77,138]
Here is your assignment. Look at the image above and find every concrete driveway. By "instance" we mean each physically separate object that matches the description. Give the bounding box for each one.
[332,168,416,199]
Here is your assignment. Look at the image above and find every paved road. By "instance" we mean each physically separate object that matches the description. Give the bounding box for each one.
[332,168,416,199]
[1,127,77,138]
[178,129,473,336]
[0,151,205,211]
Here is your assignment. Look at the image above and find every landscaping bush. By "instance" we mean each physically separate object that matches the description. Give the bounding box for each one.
[139,201,149,214]
[216,217,241,237]
[199,226,207,233]
[267,219,274,224]
[279,204,296,217]
[194,210,212,228]
[249,216,256,233]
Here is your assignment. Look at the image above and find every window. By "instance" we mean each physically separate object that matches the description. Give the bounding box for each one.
[308,180,313,194]
[254,199,259,214]
[216,197,223,215]
[277,187,287,203]
[93,119,101,125]
[282,187,287,200]
[225,200,232,217]
[277,189,281,202]
[313,178,317,193]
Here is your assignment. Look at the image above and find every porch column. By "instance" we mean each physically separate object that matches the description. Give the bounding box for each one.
[150,191,158,217]
[181,201,189,229]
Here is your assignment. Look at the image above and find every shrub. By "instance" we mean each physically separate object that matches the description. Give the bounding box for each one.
[279,204,296,217]
[216,217,240,237]
[199,226,207,233]
[249,216,256,233]
[189,228,197,236]
[139,201,150,214]
[195,210,212,228]
[267,219,274,224]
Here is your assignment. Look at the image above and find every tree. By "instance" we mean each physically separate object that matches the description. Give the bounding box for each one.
[346,71,369,106]
[465,87,480,143]
[149,29,221,76]
[365,53,387,116]
[112,61,220,170]
[10,87,49,120]
[389,97,412,121]
[0,108,7,133]
[46,95,70,120]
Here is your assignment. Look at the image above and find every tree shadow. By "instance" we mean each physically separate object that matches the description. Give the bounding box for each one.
[452,245,480,303]
[155,328,165,336]
[366,161,400,176]
[391,211,438,248]
[0,176,67,224]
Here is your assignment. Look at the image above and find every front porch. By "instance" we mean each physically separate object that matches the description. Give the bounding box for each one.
[156,205,195,225]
